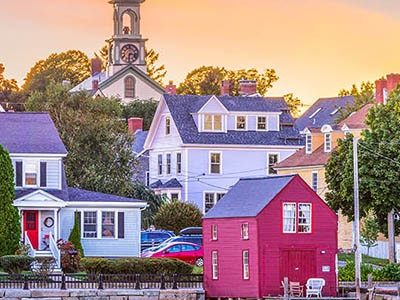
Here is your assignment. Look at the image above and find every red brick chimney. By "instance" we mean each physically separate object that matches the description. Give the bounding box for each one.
[128,117,143,134]
[375,78,387,104]
[386,73,400,93]
[220,80,232,96]
[165,80,177,95]
[91,58,102,76]
[239,80,257,96]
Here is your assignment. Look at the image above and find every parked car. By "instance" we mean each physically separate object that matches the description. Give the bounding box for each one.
[179,227,202,236]
[142,242,203,266]
[142,235,203,254]
[140,230,175,251]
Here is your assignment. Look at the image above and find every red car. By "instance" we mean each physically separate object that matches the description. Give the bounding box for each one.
[142,242,203,266]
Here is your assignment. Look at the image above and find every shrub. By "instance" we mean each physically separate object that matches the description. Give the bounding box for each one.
[376,263,400,281]
[339,261,400,282]
[338,260,374,281]
[0,255,34,274]
[33,257,55,276]
[81,257,193,275]
[57,239,81,273]
[154,200,202,234]
[69,212,84,257]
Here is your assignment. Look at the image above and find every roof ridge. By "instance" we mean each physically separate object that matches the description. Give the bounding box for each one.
[240,174,296,181]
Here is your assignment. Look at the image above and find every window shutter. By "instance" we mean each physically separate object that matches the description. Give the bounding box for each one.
[16,161,23,187]
[40,162,47,187]
[118,212,125,239]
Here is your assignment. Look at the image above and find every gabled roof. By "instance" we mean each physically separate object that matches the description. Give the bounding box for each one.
[0,113,67,155]
[339,103,373,130]
[274,145,331,169]
[295,96,355,131]
[161,94,302,146]
[150,178,182,189]
[204,175,296,218]
[133,131,148,154]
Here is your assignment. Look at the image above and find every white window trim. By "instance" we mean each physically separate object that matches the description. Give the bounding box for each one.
[212,224,218,241]
[202,114,224,132]
[166,153,172,175]
[311,171,318,192]
[324,133,332,152]
[101,210,117,239]
[241,223,249,240]
[209,151,222,175]
[256,116,268,131]
[157,154,163,176]
[298,203,312,234]
[235,115,248,131]
[81,210,98,240]
[23,160,40,188]
[212,251,218,280]
[176,152,182,175]
[80,209,121,240]
[267,153,280,175]
[203,191,226,214]
[165,116,171,136]
[283,202,297,234]
[243,250,250,280]
[305,134,312,154]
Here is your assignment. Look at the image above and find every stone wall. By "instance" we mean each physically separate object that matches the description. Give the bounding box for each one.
[0,289,205,300]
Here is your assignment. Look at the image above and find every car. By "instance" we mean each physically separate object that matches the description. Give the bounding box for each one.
[142,235,203,254]
[142,242,203,266]
[140,230,175,251]
[179,227,202,236]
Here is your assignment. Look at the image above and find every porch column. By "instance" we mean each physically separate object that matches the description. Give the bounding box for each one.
[19,209,24,242]
[53,209,58,241]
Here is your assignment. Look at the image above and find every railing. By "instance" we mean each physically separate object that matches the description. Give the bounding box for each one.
[24,231,36,257]
[0,274,203,290]
[48,233,60,269]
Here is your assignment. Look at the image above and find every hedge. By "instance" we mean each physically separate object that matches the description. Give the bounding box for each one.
[80,257,193,275]
[0,255,34,274]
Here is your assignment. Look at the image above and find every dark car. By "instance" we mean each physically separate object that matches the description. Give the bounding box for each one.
[179,227,202,236]
[140,230,175,251]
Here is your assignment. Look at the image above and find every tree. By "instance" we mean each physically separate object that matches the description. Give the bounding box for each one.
[0,145,21,256]
[0,63,24,103]
[360,214,380,256]
[122,99,158,131]
[284,93,302,118]
[177,66,279,96]
[68,212,84,257]
[23,50,91,94]
[26,83,136,195]
[154,200,202,234]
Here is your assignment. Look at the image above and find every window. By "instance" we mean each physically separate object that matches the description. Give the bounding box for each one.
[312,172,318,191]
[170,193,179,200]
[283,203,296,233]
[243,250,249,280]
[145,172,150,186]
[257,116,267,130]
[166,153,171,174]
[176,153,182,174]
[102,212,115,238]
[158,154,163,175]
[212,251,218,280]
[210,152,221,174]
[236,116,246,130]
[204,114,222,131]
[268,154,279,175]
[25,162,38,186]
[241,223,249,240]
[181,244,196,251]
[306,135,312,154]
[165,117,171,135]
[212,224,218,240]
[83,211,97,238]
[298,204,312,233]
[204,114,213,130]
[167,244,182,253]
[124,76,135,98]
[205,193,216,213]
[216,193,225,201]
[214,115,222,130]
[324,133,332,152]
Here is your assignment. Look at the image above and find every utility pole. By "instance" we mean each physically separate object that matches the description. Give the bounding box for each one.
[388,209,396,263]
[353,137,361,300]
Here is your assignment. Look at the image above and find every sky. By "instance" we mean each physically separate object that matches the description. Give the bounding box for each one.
[1,0,400,105]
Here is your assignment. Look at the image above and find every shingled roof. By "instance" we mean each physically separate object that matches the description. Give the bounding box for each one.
[274,145,331,169]
[163,94,302,146]
[204,175,296,218]
[0,113,67,155]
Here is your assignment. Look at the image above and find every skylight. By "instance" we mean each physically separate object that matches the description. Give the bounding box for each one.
[308,108,322,119]
[330,107,341,116]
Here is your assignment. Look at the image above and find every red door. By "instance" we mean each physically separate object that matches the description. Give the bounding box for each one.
[280,249,316,285]
[24,211,39,250]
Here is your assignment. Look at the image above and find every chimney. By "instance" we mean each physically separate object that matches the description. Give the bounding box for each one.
[239,80,257,96]
[165,80,177,95]
[220,80,232,96]
[375,78,387,104]
[92,79,99,92]
[386,73,400,94]
[91,58,102,76]
[128,117,143,134]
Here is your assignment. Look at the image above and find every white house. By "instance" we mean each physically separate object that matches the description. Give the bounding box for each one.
[144,81,304,213]
[0,113,146,267]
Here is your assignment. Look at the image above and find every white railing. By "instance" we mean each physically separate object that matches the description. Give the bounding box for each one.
[24,231,36,257]
[49,232,61,269]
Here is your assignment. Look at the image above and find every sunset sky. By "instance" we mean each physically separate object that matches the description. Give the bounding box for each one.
[1,0,400,104]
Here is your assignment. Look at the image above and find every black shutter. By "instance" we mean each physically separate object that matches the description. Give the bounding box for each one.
[15,161,23,187]
[40,162,47,187]
[118,212,125,239]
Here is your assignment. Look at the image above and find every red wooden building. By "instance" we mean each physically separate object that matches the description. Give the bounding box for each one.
[203,174,338,299]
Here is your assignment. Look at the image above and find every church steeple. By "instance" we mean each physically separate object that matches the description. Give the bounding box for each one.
[107,0,148,76]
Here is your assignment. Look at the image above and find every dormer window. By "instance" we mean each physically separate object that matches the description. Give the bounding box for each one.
[236,116,246,130]
[257,116,267,130]
[165,117,171,135]
[324,133,332,152]
[306,135,312,154]
[203,114,222,131]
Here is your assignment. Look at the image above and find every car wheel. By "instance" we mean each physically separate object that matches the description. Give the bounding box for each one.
[195,258,203,267]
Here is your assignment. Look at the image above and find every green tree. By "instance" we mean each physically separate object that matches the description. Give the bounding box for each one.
[68,212,84,257]
[23,50,91,94]
[122,99,158,131]
[360,214,380,256]
[154,200,202,234]
[0,145,21,256]
[284,93,302,118]
[0,63,25,103]
[177,66,278,96]
[26,83,135,195]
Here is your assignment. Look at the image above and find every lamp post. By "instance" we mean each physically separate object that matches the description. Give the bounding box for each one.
[353,137,361,300]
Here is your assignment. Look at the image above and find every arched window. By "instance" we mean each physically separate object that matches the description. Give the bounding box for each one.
[125,76,135,98]
[121,10,137,35]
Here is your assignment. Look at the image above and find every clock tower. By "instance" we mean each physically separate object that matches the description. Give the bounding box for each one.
[107,0,148,76]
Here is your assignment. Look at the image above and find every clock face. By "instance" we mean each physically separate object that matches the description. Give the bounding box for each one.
[120,44,139,63]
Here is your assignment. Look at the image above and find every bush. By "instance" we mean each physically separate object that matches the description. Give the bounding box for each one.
[154,200,202,234]
[57,239,81,273]
[81,257,193,275]
[376,263,400,281]
[339,261,400,281]
[0,255,34,274]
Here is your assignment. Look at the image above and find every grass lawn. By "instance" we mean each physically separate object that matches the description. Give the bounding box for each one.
[338,253,389,267]
[192,266,203,274]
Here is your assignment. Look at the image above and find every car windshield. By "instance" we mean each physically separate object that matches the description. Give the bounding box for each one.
[151,237,176,251]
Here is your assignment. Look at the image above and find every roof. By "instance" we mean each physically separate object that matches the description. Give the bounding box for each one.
[133,131,148,154]
[0,113,68,155]
[150,178,182,189]
[339,103,373,129]
[204,175,296,218]
[163,94,302,146]
[274,145,331,169]
[295,96,355,131]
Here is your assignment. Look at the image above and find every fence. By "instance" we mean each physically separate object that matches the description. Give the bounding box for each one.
[0,273,203,290]
[360,240,400,261]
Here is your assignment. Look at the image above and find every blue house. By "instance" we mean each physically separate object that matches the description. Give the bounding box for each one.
[144,83,303,213]
[0,113,146,267]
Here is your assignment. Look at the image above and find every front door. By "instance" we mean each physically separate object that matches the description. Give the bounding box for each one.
[24,211,39,250]
[280,249,316,285]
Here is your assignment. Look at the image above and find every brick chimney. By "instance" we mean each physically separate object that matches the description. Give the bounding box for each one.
[128,117,143,134]
[220,80,232,96]
[386,73,400,93]
[375,78,387,104]
[239,80,257,96]
[91,58,102,76]
[165,80,177,95]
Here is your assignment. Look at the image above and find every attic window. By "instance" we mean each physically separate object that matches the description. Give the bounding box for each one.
[203,114,222,131]
[330,107,341,115]
[308,108,322,119]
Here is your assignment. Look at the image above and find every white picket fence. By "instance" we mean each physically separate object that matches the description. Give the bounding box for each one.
[360,240,400,261]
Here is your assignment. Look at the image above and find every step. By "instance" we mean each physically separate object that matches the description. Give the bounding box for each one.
[34,251,52,257]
